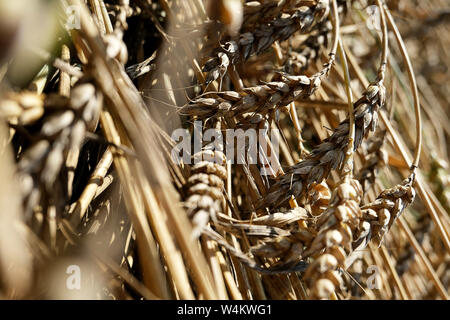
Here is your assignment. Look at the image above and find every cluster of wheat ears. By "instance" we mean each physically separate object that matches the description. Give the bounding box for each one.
[0,0,448,300]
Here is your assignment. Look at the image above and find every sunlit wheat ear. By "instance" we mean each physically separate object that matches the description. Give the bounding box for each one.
[18,81,102,221]
[303,179,363,299]
[182,69,328,119]
[261,81,385,208]
[358,175,416,247]
[185,149,227,239]
[202,0,331,83]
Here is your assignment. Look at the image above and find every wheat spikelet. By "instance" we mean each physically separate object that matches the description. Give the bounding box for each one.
[0,91,44,126]
[306,181,331,216]
[218,206,308,226]
[204,222,311,274]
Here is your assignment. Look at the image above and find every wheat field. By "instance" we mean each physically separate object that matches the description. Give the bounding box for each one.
[0,0,448,300]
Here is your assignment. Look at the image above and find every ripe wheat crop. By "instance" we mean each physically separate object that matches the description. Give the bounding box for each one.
[0,0,448,300]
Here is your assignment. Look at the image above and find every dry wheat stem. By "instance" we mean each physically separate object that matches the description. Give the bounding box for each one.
[383,4,422,169]
[397,217,449,300]
[71,0,218,298]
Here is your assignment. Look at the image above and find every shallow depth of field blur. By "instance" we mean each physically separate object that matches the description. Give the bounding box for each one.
[0,0,448,300]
